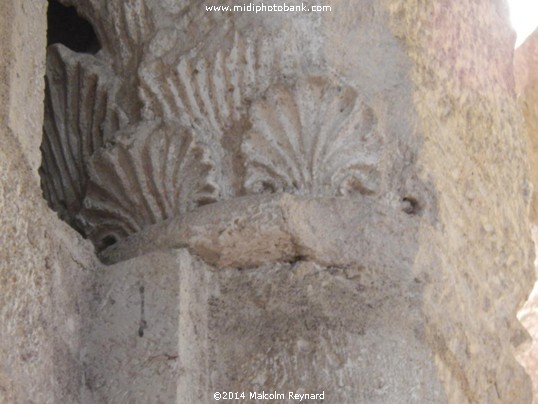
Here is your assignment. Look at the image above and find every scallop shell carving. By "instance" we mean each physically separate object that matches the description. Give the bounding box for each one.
[79,121,219,250]
[40,44,126,230]
[139,32,285,136]
[241,77,383,196]
[99,0,154,71]
[139,32,293,195]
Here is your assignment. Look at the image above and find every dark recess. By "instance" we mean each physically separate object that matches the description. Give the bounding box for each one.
[101,235,118,249]
[47,0,100,54]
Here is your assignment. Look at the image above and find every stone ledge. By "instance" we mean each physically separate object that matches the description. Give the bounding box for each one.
[101,193,418,270]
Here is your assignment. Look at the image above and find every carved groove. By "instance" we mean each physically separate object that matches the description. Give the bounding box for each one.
[139,33,282,136]
[79,121,220,250]
[242,77,383,196]
[41,25,384,253]
[40,44,126,229]
[139,32,293,195]
[101,0,153,69]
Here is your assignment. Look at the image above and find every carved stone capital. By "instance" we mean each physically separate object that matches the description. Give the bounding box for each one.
[40,10,402,259]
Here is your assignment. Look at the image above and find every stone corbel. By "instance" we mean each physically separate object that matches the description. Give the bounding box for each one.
[100,192,418,271]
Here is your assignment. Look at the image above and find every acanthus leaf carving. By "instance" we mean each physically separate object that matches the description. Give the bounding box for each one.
[79,120,220,250]
[241,77,384,197]
[40,44,127,231]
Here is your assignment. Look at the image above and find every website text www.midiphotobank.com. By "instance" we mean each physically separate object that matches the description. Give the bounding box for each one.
[205,2,332,13]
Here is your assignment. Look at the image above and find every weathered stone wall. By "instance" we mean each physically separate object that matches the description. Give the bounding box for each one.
[0,0,535,403]
[389,1,534,402]
[0,1,98,402]
[516,28,538,223]
[515,28,538,402]
[79,1,534,403]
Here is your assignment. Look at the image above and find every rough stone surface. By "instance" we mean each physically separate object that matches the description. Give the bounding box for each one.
[82,250,207,403]
[209,258,441,403]
[516,28,538,223]
[1,0,535,403]
[84,248,444,403]
[515,28,538,403]
[0,1,98,403]
[388,1,534,401]
[519,268,538,404]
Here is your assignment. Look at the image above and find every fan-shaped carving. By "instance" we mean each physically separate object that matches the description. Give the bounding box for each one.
[40,44,126,230]
[139,32,294,195]
[242,77,383,196]
[79,121,219,250]
[139,32,285,135]
[99,0,153,71]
